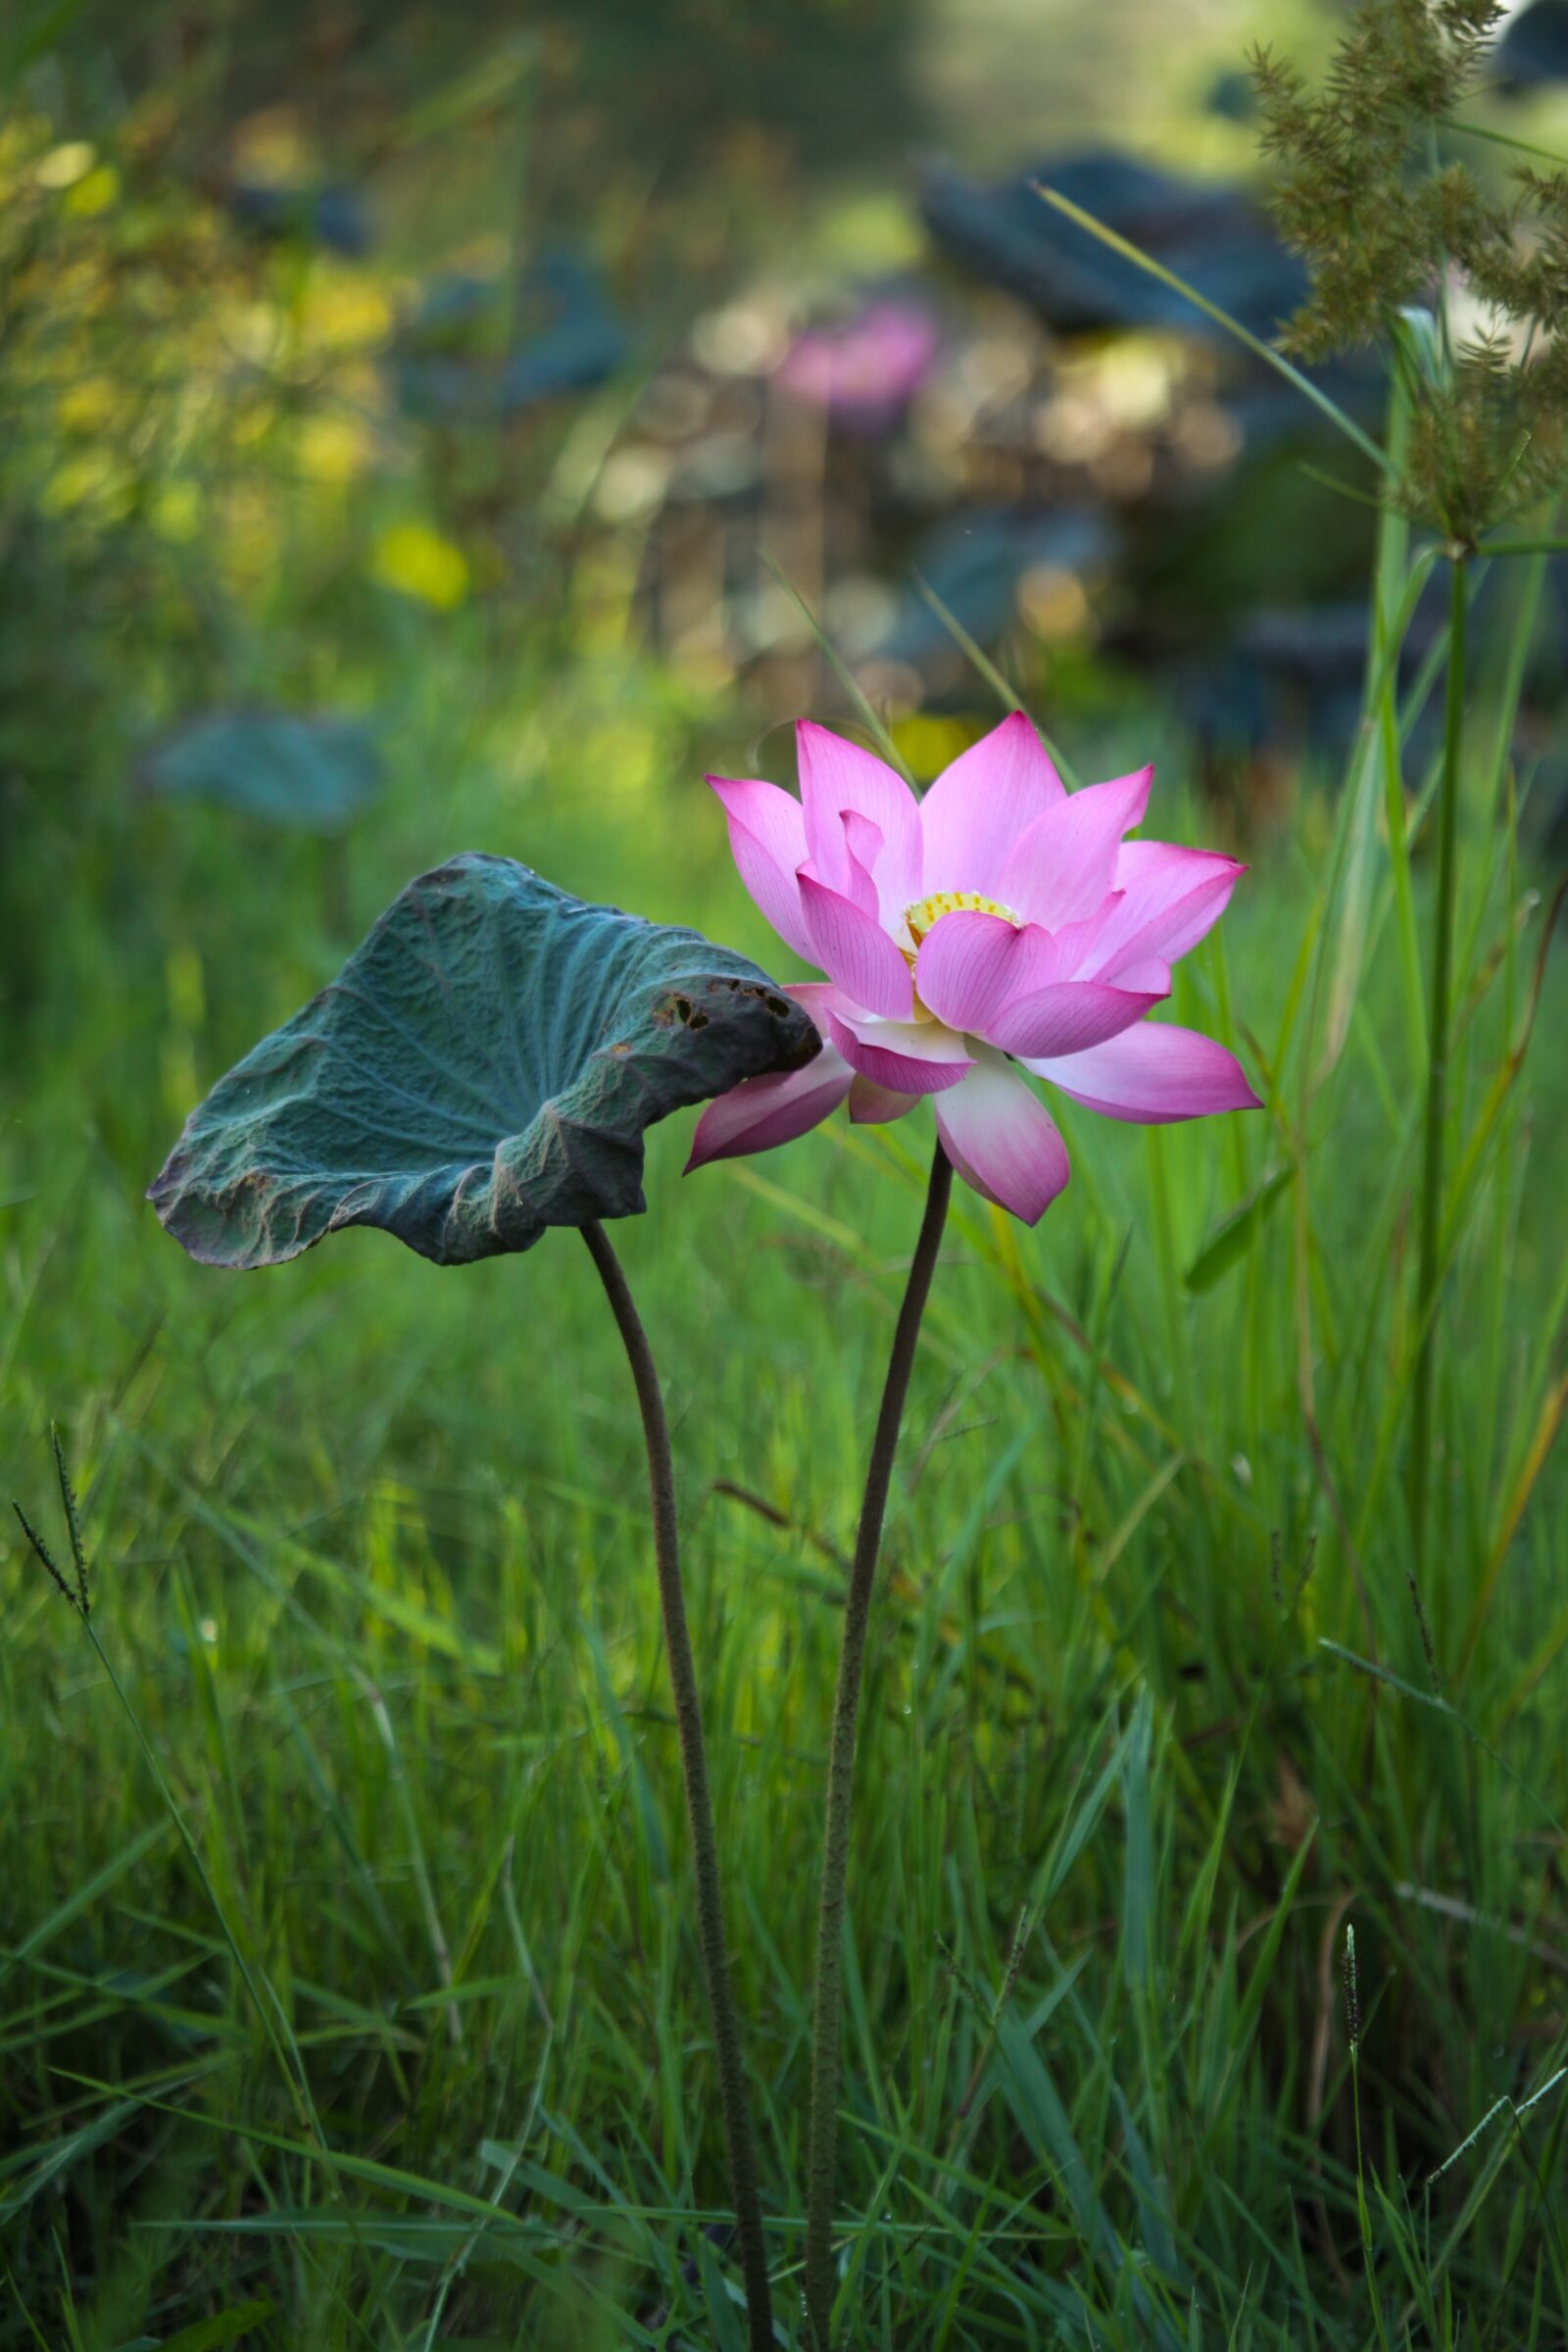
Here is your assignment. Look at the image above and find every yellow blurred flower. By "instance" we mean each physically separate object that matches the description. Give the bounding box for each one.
[39,451,132,520]
[220,485,283,583]
[57,376,120,434]
[579,719,660,801]
[298,413,372,485]
[35,140,96,190]
[371,520,469,611]
[65,165,122,218]
[300,270,393,356]
[151,478,202,542]
[230,106,312,185]
[890,711,974,782]
[233,400,277,447]
[227,301,281,367]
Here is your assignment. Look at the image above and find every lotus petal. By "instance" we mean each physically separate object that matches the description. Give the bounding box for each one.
[1027,1019,1261,1123]
[934,1054,1070,1223]
[917,710,1064,900]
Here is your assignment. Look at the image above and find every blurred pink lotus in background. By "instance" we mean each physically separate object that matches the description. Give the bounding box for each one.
[689,712,1259,1222]
[774,298,941,427]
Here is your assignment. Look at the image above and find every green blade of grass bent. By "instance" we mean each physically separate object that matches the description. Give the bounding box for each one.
[1032,185,1390,472]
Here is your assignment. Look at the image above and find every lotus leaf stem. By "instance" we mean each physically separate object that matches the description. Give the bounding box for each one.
[582,1219,773,2352]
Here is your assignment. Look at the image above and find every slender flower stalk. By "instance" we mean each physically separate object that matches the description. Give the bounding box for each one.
[684,706,1256,2346]
[803,1144,954,2351]
[582,1220,773,2352]
[1410,555,1469,1569]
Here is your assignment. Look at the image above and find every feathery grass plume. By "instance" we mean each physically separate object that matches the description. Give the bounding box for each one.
[1251,1,1568,545]
[13,1428,92,1621]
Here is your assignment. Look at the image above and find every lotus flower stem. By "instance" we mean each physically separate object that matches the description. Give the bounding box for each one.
[804,1141,954,2351]
[581,1219,773,2352]
[1410,554,1468,1578]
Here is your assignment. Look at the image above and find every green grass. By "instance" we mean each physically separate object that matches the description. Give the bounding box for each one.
[4,568,1568,2349]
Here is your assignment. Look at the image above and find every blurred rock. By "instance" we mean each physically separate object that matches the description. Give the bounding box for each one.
[874,506,1113,665]
[228,179,371,256]
[1206,69,1259,123]
[1140,567,1451,762]
[1497,0,1568,87]
[390,246,628,424]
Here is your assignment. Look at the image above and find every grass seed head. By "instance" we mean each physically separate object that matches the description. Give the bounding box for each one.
[1252,0,1568,544]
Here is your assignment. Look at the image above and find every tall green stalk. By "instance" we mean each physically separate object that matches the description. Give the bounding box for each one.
[582,1221,773,2352]
[804,1144,954,2351]
[1409,554,1469,1572]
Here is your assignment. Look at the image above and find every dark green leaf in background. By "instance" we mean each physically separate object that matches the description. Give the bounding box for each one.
[148,854,819,1268]
[140,712,383,834]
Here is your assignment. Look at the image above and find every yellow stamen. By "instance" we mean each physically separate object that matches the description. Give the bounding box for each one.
[903,890,1022,948]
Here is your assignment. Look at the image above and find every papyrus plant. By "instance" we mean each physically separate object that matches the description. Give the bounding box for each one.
[1251,0,1568,1559]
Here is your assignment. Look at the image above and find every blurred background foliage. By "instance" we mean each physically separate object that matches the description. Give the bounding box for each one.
[0,0,1368,1105]
[9,0,1568,1102]
[6,0,1568,2345]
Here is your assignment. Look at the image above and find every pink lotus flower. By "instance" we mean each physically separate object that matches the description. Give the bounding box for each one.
[774,299,940,426]
[688,712,1260,1222]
